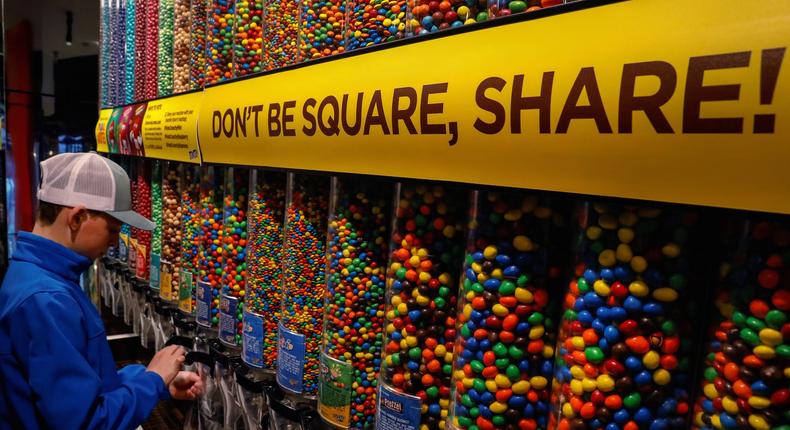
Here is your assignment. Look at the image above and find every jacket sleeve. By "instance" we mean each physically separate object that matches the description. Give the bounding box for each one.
[11,292,169,430]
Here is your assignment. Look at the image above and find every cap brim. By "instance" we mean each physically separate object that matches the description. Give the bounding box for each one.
[106,210,156,231]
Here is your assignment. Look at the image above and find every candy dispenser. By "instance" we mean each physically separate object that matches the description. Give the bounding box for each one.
[197,166,226,331]
[133,0,146,101]
[206,0,236,84]
[551,203,704,430]
[100,0,110,107]
[125,0,136,103]
[133,158,153,280]
[218,167,249,348]
[111,0,127,106]
[376,183,467,430]
[299,0,346,61]
[180,165,202,314]
[233,0,264,78]
[190,0,209,89]
[243,170,286,370]
[174,0,192,93]
[263,0,300,70]
[448,192,569,430]
[158,0,175,96]
[487,0,561,19]
[277,173,330,398]
[692,219,790,430]
[145,0,160,99]
[344,0,406,52]
[160,162,184,303]
[408,0,486,35]
[150,160,164,290]
[318,177,392,429]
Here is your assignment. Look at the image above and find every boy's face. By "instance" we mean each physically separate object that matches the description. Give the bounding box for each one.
[71,210,122,260]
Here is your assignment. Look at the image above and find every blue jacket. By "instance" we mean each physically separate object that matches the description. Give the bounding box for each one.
[0,232,170,430]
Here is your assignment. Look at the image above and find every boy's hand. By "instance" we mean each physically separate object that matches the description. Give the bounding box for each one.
[146,345,185,386]
[169,371,204,400]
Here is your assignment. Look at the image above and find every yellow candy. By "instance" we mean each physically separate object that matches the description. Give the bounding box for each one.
[495,374,512,388]
[748,396,771,409]
[784,367,790,379]
[570,366,585,380]
[582,378,597,392]
[485,380,498,392]
[758,328,782,346]
[748,414,770,430]
[629,280,650,297]
[616,244,633,262]
[570,379,584,395]
[529,326,545,340]
[416,295,430,306]
[704,384,719,399]
[694,412,705,427]
[530,376,548,390]
[617,227,635,243]
[662,243,680,258]
[462,377,474,389]
[631,256,647,273]
[492,304,509,317]
[513,235,533,252]
[596,375,615,392]
[586,226,602,240]
[490,402,507,414]
[653,287,678,302]
[653,369,671,385]
[643,351,660,369]
[515,288,534,303]
[571,336,586,350]
[722,396,739,414]
[598,214,618,230]
[598,250,616,267]
[710,415,722,429]
[754,345,776,359]
[483,246,498,260]
[406,336,417,347]
[562,403,575,418]
[435,345,447,357]
[594,280,611,296]
[397,303,408,314]
[511,380,530,394]
[504,209,522,222]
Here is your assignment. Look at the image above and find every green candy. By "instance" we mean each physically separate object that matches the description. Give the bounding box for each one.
[499,280,516,295]
[527,313,544,325]
[506,364,521,381]
[776,344,790,359]
[623,392,641,409]
[461,325,472,338]
[434,297,446,308]
[461,394,475,408]
[732,311,747,327]
[439,286,450,297]
[470,360,485,373]
[408,347,421,360]
[661,320,678,336]
[739,328,761,346]
[577,278,590,293]
[493,342,508,358]
[669,274,687,290]
[473,379,486,393]
[492,415,506,426]
[458,416,473,428]
[508,345,525,360]
[746,316,766,331]
[443,364,453,375]
[469,407,480,418]
[704,367,718,382]
[495,358,510,369]
[471,283,484,294]
[517,274,530,287]
[585,347,604,363]
[508,0,527,13]
[426,386,439,398]
[564,309,578,321]
[765,310,787,328]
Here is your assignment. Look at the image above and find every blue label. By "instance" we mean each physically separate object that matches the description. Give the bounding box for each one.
[149,254,161,290]
[219,295,239,346]
[242,311,264,368]
[276,323,306,394]
[196,281,213,327]
[376,385,421,430]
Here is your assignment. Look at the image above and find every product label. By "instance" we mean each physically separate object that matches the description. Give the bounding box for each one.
[178,270,194,313]
[128,238,138,271]
[319,353,353,428]
[196,280,212,327]
[136,243,148,279]
[277,323,306,394]
[118,232,129,263]
[242,311,264,369]
[149,253,161,290]
[376,385,421,430]
[159,262,172,301]
[219,295,239,346]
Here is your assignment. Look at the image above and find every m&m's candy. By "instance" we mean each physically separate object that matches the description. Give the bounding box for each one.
[220,168,249,345]
[198,166,225,327]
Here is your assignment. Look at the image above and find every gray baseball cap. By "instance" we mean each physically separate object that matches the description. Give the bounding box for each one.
[37,152,156,230]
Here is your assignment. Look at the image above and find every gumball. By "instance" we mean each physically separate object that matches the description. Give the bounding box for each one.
[319,178,391,429]
[380,184,467,429]
[263,0,300,69]
[245,171,286,369]
[279,173,331,396]
[173,0,191,93]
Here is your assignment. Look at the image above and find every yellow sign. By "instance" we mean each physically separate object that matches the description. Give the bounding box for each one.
[197,0,790,214]
[95,109,113,153]
[141,92,203,163]
[159,265,173,302]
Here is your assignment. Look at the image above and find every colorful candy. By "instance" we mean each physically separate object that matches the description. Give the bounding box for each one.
[551,203,700,430]
[100,0,111,106]
[408,0,486,35]
[234,0,263,77]
[245,170,286,369]
[190,0,209,88]
[158,0,174,96]
[345,0,407,51]
[487,0,562,18]
[380,184,467,429]
[198,166,225,327]
[173,0,191,93]
[151,160,163,258]
[133,159,152,280]
[320,178,391,429]
[280,173,330,396]
[111,0,127,106]
[263,0,300,69]
[300,0,346,60]
[206,0,236,84]
[179,165,201,313]
[160,162,183,302]
[693,220,790,430]
[221,168,249,345]
[450,192,568,430]
[130,0,143,102]
[144,0,160,99]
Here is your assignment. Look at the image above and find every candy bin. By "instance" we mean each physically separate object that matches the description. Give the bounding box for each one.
[551,203,705,430]
[218,167,249,348]
[692,219,790,430]
[179,165,202,314]
[133,159,153,281]
[299,0,346,60]
[344,0,406,52]
[376,183,468,430]
[100,0,110,107]
[448,192,570,430]
[158,0,175,96]
[408,0,486,36]
[236,364,270,430]
[125,0,136,103]
[111,0,127,106]
[144,0,160,99]
[277,173,330,399]
[174,0,191,93]
[263,0,300,70]
[133,0,146,101]
[243,170,286,370]
[317,177,392,429]
[160,162,184,303]
[487,0,562,19]
[196,166,226,332]
[190,0,209,89]
[233,0,263,77]
[150,160,164,290]
[206,0,236,84]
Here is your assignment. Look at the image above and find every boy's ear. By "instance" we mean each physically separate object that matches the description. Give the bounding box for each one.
[65,205,88,231]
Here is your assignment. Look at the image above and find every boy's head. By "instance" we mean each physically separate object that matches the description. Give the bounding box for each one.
[35,152,154,260]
